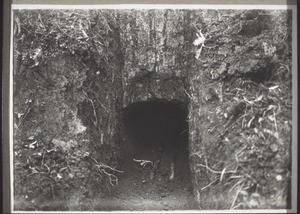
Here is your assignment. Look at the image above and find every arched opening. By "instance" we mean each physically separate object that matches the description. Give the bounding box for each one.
[114,99,195,210]
[123,99,188,155]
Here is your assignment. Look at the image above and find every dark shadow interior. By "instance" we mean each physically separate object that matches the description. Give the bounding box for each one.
[123,100,189,152]
[103,99,196,210]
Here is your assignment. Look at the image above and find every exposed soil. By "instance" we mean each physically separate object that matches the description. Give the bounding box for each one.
[95,100,197,211]
[12,10,292,211]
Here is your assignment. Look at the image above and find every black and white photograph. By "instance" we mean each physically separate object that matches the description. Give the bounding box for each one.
[8,2,297,213]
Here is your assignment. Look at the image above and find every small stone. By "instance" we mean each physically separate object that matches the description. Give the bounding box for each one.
[251,192,260,198]
[249,199,259,208]
[240,190,249,196]
[175,70,181,76]
[270,143,278,152]
[276,175,283,181]
[258,117,264,123]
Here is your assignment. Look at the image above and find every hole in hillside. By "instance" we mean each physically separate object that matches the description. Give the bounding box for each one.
[244,70,270,83]
[123,100,188,150]
[243,63,277,83]
[116,99,195,210]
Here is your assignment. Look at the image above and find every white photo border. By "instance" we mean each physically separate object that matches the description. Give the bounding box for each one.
[8,3,298,214]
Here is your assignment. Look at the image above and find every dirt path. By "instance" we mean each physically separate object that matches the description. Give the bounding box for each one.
[95,142,197,211]
[93,101,197,211]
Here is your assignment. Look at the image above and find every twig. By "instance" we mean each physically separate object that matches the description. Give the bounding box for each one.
[228,175,243,179]
[208,124,220,133]
[235,146,247,165]
[41,149,46,168]
[200,178,219,192]
[229,178,245,192]
[203,45,218,49]
[37,13,45,28]
[196,190,201,205]
[43,164,50,174]
[17,106,32,128]
[90,156,123,173]
[263,128,283,145]
[190,151,203,159]
[195,44,204,59]
[197,177,220,203]
[204,158,209,173]
[50,184,55,199]
[247,116,255,128]
[100,169,119,186]
[133,159,153,168]
[82,90,98,127]
[273,109,278,132]
[26,171,39,177]
[54,22,76,39]
[242,114,246,128]
[180,129,188,135]
[230,182,245,209]
[220,168,227,181]
[97,100,109,113]
[232,202,243,210]
[98,11,112,32]
[183,89,193,100]
[90,156,123,186]
[197,162,236,174]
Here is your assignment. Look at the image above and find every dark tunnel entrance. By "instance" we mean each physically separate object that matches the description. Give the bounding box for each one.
[123,100,189,157]
[115,100,195,210]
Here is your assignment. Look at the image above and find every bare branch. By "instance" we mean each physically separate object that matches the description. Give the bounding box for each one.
[90,156,124,186]
[133,159,153,168]
[82,90,98,127]
[183,89,193,100]
[197,163,236,174]
[200,178,218,192]
[230,182,245,209]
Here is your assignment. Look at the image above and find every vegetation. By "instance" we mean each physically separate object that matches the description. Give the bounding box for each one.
[13,9,292,210]
[188,9,292,209]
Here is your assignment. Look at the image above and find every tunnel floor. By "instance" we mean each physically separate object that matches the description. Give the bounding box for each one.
[95,100,196,211]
